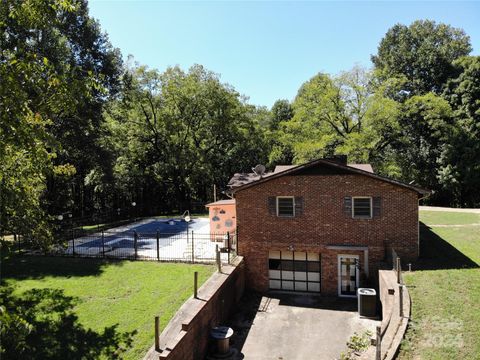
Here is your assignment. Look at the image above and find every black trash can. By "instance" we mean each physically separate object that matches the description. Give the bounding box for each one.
[358,288,377,317]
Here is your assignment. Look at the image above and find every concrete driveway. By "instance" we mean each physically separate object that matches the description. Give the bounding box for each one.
[228,293,379,360]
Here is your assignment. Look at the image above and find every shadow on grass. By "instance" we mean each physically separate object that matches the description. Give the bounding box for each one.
[1,252,126,280]
[417,222,479,271]
[0,286,136,360]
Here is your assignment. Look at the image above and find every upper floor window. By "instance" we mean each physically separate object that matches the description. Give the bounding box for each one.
[352,197,372,218]
[277,196,295,217]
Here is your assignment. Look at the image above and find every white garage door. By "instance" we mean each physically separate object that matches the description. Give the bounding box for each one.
[268,251,321,292]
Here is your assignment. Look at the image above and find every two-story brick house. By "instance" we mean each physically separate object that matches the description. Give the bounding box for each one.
[227,157,429,297]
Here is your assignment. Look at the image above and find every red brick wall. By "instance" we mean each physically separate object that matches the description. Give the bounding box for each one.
[235,173,419,294]
[147,260,245,360]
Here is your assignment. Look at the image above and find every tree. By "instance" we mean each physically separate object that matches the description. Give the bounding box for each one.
[269,99,294,131]
[372,20,472,96]
[392,93,453,201]
[439,56,480,206]
[265,100,294,166]
[273,66,401,174]
[0,0,122,244]
[106,64,268,212]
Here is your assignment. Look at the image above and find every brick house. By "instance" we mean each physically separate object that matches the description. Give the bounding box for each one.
[226,157,429,297]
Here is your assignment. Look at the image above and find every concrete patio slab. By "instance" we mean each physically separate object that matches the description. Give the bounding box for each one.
[228,293,379,360]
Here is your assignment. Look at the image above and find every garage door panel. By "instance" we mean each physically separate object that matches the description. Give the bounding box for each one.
[269,270,281,279]
[269,250,281,259]
[269,280,281,289]
[294,261,307,272]
[294,251,306,259]
[295,272,307,281]
[307,262,320,272]
[295,282,307,291]
[268,251,321,293]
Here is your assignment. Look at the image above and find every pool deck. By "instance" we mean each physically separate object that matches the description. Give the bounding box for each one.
[64,217,231,262]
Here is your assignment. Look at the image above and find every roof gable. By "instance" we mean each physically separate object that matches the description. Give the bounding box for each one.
[228,158,429,197]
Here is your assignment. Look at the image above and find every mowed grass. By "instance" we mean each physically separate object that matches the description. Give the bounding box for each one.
[1,255,215,359]
[419,210,480,225]
[398,211,480,360]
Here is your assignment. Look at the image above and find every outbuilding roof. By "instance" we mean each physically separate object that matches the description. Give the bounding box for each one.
[205,199,236,207]
[227,158,429,197]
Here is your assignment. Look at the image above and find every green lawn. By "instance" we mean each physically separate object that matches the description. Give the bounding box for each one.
[1,255,215,359]
[398,211,480,359]
[419,210,480,225]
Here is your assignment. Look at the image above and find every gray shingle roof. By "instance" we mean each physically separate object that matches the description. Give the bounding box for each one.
[227,159,429,196]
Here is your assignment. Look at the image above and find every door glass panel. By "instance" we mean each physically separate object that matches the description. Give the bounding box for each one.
[294,261,307,272]
[307,262,320,272]
[295,282,307,291]
[340,257,358,296]
[282,281,294,290]
[269,259,281,270]
[308,282,320,292]
[281,260,294,271]
[269,250,281,259]
[269,280,281,289]
[269,270,281,279]
[282,251,294,260]
[308,273,320,282]
[294,272,307,281]
[307,252,319,261]
[282,270,294,280]
[295,252,306,260]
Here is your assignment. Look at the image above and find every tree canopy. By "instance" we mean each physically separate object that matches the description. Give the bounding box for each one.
[2,13,480,253]
[372,20,471,96]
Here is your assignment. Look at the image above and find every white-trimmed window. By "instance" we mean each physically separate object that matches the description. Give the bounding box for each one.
[352,197,372,219]
[277,196,295,217]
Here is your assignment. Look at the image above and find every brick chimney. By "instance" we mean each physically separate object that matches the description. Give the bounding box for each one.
[326,154,347,165]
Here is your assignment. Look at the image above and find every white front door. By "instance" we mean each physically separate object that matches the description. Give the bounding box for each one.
[338,255,359,297]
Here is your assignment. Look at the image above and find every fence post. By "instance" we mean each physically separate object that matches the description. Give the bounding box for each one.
[156,231,160,261]
[376,325,381,360]
[154,316,160,351]
[227,231,231,265]
[191,230,194,263]
[134,231,138,260]
[399,285,404,318]
[396,257,402,284]
[216,244,221,273]
[72,228,75,256]
[102,231,105,257]
[14,233,18,253]
[194,271,198,299]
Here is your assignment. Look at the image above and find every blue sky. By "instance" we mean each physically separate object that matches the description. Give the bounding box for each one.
[89,1,480,108]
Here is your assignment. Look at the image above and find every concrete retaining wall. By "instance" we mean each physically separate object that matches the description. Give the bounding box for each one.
[144,257,245,360]
[362,269,410,359]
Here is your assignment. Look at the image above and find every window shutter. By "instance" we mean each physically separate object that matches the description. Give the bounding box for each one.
[343,196,352,217]
[373,197,382,218]
[294,197,304,216]
[268,197,276,215]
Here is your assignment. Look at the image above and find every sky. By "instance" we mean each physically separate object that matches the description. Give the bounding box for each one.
[89,1,480,108]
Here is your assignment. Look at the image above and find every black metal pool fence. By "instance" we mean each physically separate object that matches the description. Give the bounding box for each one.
[14,229,237,264]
